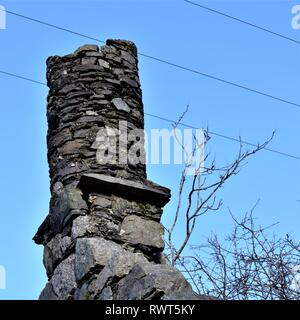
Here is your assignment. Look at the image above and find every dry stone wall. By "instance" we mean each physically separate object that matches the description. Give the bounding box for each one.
[34,39,203,300]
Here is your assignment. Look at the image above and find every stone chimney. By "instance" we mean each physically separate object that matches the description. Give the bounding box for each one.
[34,39,200,300]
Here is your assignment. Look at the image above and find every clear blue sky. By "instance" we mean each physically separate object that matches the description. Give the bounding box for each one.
[0,0,299,299]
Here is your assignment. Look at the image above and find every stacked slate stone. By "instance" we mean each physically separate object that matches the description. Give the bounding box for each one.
[34,39,201,300]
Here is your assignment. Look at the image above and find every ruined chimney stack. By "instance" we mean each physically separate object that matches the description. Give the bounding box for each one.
[34,39,199,300]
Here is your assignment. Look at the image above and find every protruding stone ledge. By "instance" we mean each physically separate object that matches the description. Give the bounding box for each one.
[78,173,171,207]
[33,187,88,245]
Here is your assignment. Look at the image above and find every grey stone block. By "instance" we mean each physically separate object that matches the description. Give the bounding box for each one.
[75,238,122,282]
[115,263,195,300]
[120,215,164,250]
[39,282,58,300]
[43,233,72,276]
[50,254,77,299]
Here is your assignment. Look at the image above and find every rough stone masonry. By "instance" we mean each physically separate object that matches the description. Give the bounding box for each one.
[34,39,203,300]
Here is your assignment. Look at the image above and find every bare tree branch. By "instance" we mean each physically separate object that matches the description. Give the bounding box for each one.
[166,105,274,265]
[182,207,300,300]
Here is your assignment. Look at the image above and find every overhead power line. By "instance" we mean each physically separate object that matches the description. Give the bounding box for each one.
[184,0,300,46]
[1,7,300,109]
[2,8,106,44]
[137,53,300,109]
[0,69,299,161]
[0,70,47,86]
[145,113,300,161]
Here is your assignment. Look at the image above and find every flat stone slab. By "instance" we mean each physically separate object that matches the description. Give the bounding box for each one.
[78,173,170,207]
[111,97,130,112]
